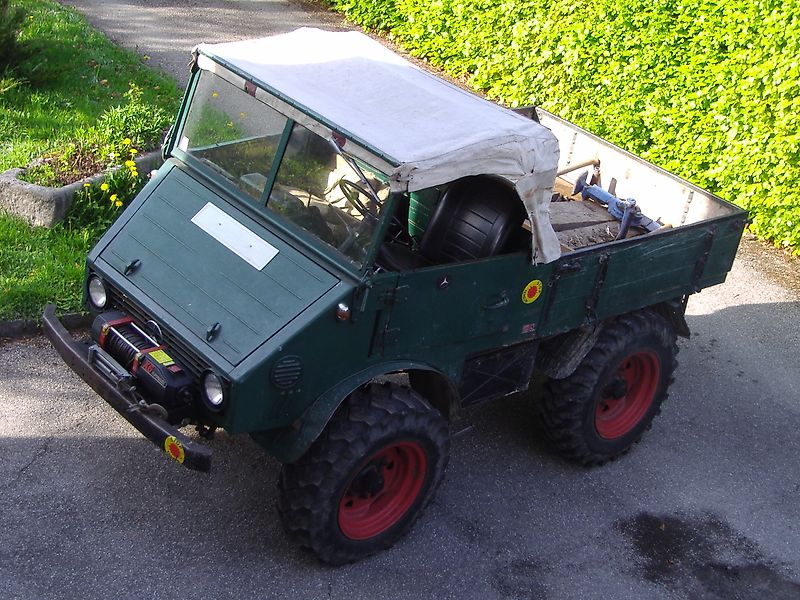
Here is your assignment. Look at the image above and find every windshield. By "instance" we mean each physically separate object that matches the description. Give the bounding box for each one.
[178,71,286,200]
[269,123,389,267]
[177,70,390,268]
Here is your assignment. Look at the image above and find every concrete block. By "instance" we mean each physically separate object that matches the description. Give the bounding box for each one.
[0,151,163,227]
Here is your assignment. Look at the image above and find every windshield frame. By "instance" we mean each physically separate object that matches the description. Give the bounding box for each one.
[167,66,397,276]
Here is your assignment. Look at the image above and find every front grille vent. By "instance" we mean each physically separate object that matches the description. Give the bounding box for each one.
[271,356,302,390]
[106,285,206,381]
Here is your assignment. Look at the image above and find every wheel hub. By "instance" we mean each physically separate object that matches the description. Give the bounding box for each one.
[595,351,660,440]
[338,441,427,541]
[349,460,387,498]
[603,376,629,400]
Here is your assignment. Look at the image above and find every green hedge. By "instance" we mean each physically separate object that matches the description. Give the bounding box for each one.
[330,0,800,253]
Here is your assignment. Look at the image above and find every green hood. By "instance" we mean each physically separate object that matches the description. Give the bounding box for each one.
[98,167,339,365]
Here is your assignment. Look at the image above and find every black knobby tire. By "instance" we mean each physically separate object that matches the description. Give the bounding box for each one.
[277,382,450,565]
[539,310,678,466]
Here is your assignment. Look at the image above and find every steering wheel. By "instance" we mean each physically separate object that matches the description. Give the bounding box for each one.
[337,179,380,220]
[337,218,373,262]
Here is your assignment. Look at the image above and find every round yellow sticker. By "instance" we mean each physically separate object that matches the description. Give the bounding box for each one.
[521,279,543,304]
[164,436,185,464]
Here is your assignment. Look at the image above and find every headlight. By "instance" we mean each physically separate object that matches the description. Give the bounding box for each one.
[202,371,225,410]
[87,275,107,308]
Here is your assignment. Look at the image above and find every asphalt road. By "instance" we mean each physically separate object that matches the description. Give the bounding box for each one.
[2,1,799,598]
[61,0,349,87]
[3,240,799,599]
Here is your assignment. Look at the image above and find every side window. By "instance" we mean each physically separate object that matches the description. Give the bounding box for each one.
[178,71,288,201]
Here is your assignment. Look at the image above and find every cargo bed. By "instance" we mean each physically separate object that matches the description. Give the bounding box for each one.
[514,108,748,337]
[535,108,745,252]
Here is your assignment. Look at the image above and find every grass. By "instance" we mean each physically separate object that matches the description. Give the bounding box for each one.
[0,0,181,321]
[0,0,179,171]
[0,213,92,320]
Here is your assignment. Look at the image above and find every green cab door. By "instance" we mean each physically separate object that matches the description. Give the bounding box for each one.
[379,254,536,357]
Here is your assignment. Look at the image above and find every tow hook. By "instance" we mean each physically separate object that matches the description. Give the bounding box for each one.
[196,424,217,440]
[132,400,169,421]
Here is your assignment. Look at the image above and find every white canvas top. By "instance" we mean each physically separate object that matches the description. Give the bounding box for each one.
[195,28,562,263]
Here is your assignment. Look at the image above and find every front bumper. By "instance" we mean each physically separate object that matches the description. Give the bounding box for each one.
[42,304,212,472]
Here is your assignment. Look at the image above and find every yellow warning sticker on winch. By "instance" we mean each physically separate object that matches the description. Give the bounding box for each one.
[521,279,543,304]
[164,436,185,464]
[148,349,175,366]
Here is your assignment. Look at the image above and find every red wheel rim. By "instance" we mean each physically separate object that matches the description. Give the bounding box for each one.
[595,350,660,440]
[338,441,427,540]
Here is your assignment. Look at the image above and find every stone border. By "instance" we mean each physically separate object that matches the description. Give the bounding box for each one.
[0,312,92,340]
[0,150,163,227]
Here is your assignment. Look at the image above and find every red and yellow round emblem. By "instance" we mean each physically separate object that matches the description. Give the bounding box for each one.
[164,436,185,464]
[521,279,543,304]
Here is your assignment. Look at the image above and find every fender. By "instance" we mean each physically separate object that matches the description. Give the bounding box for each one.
[536,299,690,380]
[536,325,604,380]
[251,360,458,464]
[651,297,691,339]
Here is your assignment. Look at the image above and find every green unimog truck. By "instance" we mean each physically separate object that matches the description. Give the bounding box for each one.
[44,28,747,564]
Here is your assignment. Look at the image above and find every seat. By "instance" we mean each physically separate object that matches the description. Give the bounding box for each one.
[378,175,527,271]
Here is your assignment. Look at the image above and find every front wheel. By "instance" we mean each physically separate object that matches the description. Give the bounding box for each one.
[539,310,678,466]
[277,382,449,564]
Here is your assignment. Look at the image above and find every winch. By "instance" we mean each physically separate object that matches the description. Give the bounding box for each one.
[90,312,194,424]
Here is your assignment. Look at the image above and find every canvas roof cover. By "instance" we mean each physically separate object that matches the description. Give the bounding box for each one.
[194,28,561,263]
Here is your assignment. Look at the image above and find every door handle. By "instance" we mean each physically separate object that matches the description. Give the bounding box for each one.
[483,293,509,310]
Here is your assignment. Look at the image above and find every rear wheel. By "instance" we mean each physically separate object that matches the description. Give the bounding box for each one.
[278,382,449,564]
[539,310,678,465]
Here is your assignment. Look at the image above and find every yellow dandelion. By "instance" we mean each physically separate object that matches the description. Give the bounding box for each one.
[83,183,90,188]
[130,149,138,155]
[123,138,132,146]
[130,170,139,178]
[125,160,135,167]
[110,194,118,202]
[115,200,123,207]
[226,121,233,127]
[100,183,109,191]
[212,92,219,98]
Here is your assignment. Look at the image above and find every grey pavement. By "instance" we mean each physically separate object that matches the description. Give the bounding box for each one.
[62,0,350,87]
[2,236,800,600]
[3,1,800,598]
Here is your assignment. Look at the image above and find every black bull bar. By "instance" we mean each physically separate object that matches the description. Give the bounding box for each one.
[42,304,212,472]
